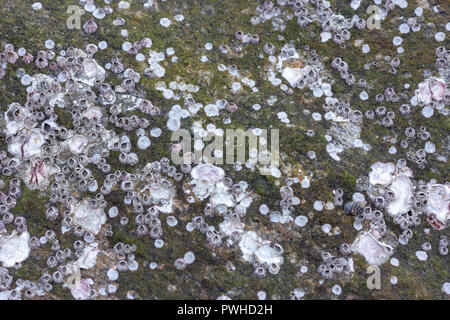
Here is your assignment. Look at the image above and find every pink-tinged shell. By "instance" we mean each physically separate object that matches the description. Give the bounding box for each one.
[4,44,14,52]
[425,184,449,229]
[71,63,83,75]
[36,50,47,59]
[368,162,396,186]
[122,78,135,91]
[134,41,143,51]
[429,79,446,101]
[22,53,34,64]
[417,81,432,105]
[127,45,139,55]
[101,88,115,101]
[183,152,194,165]
[140,38,151,48]
[427,213,445,230]
[66,46,76,57]
[49,62,59,71]
[35,56,48,69]
[385,0,395,10]
[83,19,98,34]
[148,106,161,116]
[86,44,98,56]
[170,143,183,154]
[66,78,79,92]
[191,164,225,184]
[57,57,66,69]
[417,78,447,104]
[104,6,113,14]
[59,70,70,82]
[226,102,239,113]
[352,230,393,265]
[139,99,154,113]
[111,56,121,64]
[82,106,103,120]
[5,51,19,64]
[111,62,124,74]
[71,279,91,300]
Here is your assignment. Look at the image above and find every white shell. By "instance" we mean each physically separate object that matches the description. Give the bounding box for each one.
[0,231,31,268]
[368,162,396,186]
[238,231,284,269]
[425,184,449,227]
[352,230,393,266]
[71,199,107,235]
[191,164,225,183]
[73,243,99,269]
[387,175,414,217]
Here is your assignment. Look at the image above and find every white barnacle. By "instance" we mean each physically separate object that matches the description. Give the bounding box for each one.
[352,230,393,266]
[0,231,31,268]
[8,128,45,159]
[66,134,88,154]
[368,162,396,186]
[425,184,449,228]
[71,199,106,235]
[238,231,284,272]
[160,18,171,28]
[204,104,219,117]
[386,174,414,217]
[72,243,99,269]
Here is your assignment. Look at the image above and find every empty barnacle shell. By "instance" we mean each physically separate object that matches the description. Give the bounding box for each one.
[83,19,98,34]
